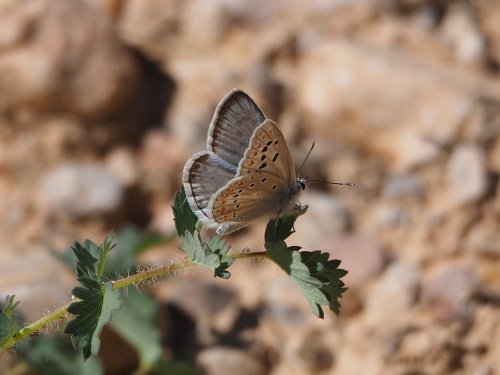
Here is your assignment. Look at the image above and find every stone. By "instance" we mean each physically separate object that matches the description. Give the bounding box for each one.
[421,264,481,320]
[327,235,386,287]
[382,174,422,200]
[476,0,500,64]
[105,147,138,187]
[446,144,488,206]
[364,261,420,325]
[440,4,486,65]
[293,191,350,250]
[197,347,267,375]
[0,0,138,118]
[0,247,74,322]
[40,162,124,216]
[295,39,472,171]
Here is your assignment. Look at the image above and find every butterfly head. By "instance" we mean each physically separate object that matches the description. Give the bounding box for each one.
[297,177,308,191]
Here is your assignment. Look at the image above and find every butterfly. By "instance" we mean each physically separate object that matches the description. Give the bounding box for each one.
[182,89,307,236]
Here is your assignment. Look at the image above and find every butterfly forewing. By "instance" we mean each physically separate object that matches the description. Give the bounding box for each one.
[207,89,265,168]
[238,120,296,184]
[210,173,290,223]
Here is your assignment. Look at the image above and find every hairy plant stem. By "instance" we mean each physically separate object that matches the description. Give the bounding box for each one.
[1,250,269,351]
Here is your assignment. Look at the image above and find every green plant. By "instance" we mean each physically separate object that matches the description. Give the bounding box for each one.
[0,188,347,370]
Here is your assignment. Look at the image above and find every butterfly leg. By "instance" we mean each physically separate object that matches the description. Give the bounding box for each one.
[274,209,282,234]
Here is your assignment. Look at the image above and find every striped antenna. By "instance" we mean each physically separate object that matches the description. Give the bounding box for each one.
[298,142,355,187]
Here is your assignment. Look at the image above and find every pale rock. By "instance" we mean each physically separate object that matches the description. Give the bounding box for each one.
[118,0,180,47]
[465,306,500,373]
[382,174,422,200]
[262,276,310,325]
[0,248,74,322]
[364,261,420,325]
[363,203,413,232]
[182,0,233,46]
[441,4,486,65]
[105,147,138,187]
[0,0,138,118]
[327,235,386,287]
[465,215,500,257]
[40,162,124,216]
[421,264,481,320]
[295,39,472,171]
[476,0,500,64]
[294,191,350,250]
[370,128,440,171]
[197,347,267,375]
[446,144,488,206]
[139,129,188,196]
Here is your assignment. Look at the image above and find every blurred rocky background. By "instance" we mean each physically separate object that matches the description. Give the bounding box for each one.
[1,0,500,374]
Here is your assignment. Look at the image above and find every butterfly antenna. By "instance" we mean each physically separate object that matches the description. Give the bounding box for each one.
[298,142,315,175]
[306,178,355,187]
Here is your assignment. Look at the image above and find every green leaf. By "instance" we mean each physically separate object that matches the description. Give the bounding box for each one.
[65,237,122,360]
[0,295,21,347]
[110,291,161,371]
[264,209,348,318]
[173,188,198,236]
[206,235,234,279]
[266,241,328,318]
[265,205,308,242]
[71,240,100,280]
[180,231,233,279]
[65,281,122,360]
[21,334,103,375]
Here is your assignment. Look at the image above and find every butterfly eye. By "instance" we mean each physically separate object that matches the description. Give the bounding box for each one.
[297,180,306,190]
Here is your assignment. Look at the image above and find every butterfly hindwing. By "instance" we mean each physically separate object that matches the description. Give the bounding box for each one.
[207,89,266,168]
[183,151,237,224]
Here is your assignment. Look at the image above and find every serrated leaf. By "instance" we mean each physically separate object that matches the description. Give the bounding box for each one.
[180,231,233,278]
[173,188,198,237]
[206,236,233,279]
[266,241,329,318]
[110,291,161,371]
[21,334,103,375]
[0,295,21,347]
[264,205,308,242]
[181,231,220,269]
[65,281,122,360]
[71,241,100,280]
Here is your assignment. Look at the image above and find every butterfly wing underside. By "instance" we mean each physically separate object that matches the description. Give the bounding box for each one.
[182,151,237,224]
[207,89,265,167]
[210,120,298,227]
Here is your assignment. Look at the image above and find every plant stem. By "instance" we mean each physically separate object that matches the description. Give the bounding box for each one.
[2,303,70,349]
[112,257,193,289]
[1,250,269,351]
